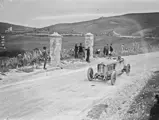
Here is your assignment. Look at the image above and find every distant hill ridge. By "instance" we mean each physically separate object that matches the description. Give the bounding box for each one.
[0,22,34,34]
[40,12,159,37]
[1,12,159,37]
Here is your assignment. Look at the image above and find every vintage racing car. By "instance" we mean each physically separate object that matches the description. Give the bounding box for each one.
[87,56,131,85]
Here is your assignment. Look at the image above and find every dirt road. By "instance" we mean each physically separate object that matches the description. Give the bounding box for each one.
[0,52,159,120]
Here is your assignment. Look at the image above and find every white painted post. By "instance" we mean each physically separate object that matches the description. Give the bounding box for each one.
[49,32,62,66]
[85,33,94,60]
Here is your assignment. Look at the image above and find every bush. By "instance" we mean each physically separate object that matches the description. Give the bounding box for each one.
[0,47,74,73]
[0,48,44,73]
[61,49,74,60]
[0,49,25,58]
[1,43,158,73]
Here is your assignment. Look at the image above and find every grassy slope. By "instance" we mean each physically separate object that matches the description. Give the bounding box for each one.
[40,12,159,36]
[2,35,139,51]
[2,34,159,55]
[1,12,159,57]
[123,71,159,120]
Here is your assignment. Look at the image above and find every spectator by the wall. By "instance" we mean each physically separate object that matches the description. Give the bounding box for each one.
[42,46,48,70]
[109,44,113,59]
[103,46,106,57]
[74,44,78,59]
[85,47,90,63]
[78,43,84,60]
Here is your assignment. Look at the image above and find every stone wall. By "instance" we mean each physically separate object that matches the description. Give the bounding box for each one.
[50,32,62,66]
[85,33,94,60]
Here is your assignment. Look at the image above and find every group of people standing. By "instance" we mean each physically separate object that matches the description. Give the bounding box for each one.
[74,43,90,62]
[103,44,114,58]
[41,42,91,70]
[43,43,114,70]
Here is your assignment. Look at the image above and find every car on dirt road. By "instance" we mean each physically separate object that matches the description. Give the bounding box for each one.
[87,56,131,85]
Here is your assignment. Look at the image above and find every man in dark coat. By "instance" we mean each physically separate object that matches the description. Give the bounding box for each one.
[103,44,109,57]
[109,44,113,58]
[42,46,48,70]
[78,43,84,59]
[85,47,90,63]
[103,46,106,57]
[106,44,109,56]
[74,44,78,58]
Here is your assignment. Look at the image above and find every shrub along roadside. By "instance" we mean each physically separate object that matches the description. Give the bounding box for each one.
[0,48,75,73]
[0,44,159,73]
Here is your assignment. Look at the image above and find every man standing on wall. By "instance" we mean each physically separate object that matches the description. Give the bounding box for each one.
[42,46,48,70]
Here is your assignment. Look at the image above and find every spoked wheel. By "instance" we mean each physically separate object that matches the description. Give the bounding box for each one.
[87,67,94,81]
[126,64,131,76]
[111,70,117,85]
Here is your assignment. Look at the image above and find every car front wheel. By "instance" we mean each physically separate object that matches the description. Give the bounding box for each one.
[111,70,116,85]
[87,67,94,81]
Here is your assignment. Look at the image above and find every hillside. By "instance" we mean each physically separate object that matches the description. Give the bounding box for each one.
[1,12,159,37]
[0,12,159,56]
[39,12,159,37]
[0,22,34,34]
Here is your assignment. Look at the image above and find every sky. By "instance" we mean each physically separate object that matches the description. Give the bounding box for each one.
[0,0,159,28]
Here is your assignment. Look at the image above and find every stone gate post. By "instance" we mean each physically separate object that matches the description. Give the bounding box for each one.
[49,32,62,66]
[85,33,94,60]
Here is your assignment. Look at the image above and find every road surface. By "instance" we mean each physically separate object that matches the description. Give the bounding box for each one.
[0,52,159,120]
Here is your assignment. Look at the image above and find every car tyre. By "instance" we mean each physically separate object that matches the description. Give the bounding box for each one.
[87,67,94,81]
[111,70,116,85]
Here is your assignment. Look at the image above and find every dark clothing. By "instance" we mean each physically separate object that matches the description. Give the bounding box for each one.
[43,59,47,69]
[103,46,109,56]
[106,46,109,56]
[74,45,78,58]
[42,50,47,69]
[78,46,84,59]
[149,103,159,120]
[110,46,113,52]
[103,47,106,55]
[75,45,78,52]
[86,48,90,62]
[79,46,83,53]
[43,50,47,59]
[106,50,109,56]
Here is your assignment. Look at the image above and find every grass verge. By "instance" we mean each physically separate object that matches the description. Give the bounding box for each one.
[123,71,159,120]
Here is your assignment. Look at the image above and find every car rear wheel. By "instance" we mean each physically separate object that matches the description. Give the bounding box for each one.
[87,67,94,81]
[111,70,116,85]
